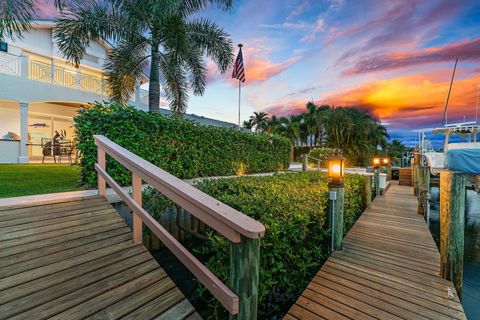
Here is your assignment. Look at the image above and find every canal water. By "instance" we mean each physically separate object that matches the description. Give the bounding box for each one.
[429,187,480,320]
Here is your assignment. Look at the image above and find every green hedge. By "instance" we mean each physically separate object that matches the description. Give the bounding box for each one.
[192,171,368,317]
[74,103,291,187]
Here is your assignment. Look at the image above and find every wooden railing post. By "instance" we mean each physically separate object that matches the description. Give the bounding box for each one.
[373,168,380,197]
[363,175,372,208]
[97,147,106,197]
[440,170,465,300]
[229,237,261,320]
[302,155,307,172]
[132,174,143,243]
[329,186,344,252]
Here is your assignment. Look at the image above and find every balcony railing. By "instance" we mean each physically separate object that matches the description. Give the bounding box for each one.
[28,59,107,95]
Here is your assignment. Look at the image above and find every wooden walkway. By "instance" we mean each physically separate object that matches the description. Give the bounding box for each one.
[286,182,467,320]
[0,197,200,320]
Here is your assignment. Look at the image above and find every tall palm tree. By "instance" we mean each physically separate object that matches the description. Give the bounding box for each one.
[54,0,234,114]
[0,0,234,114]
[250,111,269,134]
[276,117,300,161]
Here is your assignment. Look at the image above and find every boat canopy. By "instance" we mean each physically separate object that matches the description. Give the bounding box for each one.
[432,124,480,138]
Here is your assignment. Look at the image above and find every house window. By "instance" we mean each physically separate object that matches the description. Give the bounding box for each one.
[0,42,7,52]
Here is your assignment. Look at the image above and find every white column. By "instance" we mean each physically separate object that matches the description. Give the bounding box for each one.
[20,54,29,79]
[19,102,29,164]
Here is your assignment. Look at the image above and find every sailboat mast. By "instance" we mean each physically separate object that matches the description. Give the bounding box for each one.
[441,58,458,127]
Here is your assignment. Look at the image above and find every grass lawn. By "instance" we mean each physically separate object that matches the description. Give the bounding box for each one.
[0,164,82,198]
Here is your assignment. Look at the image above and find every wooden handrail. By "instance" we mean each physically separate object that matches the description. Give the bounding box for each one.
[95,164,239,313]
[94,135,265,242]
[93,135,265,317]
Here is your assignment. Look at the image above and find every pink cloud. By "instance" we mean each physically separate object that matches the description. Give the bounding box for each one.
[343,38,480,75]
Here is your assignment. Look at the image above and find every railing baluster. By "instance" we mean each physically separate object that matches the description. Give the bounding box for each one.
[132,173,143,243]
[97,147,106,197]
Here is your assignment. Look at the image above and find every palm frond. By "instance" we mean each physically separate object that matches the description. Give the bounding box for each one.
[54,0,136,65]
[104,36,149,104]
[187,19,234,72]
[160,51,189,114]
[0,0,36,40]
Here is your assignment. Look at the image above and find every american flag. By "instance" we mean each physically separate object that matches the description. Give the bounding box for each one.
[232,46,245,83]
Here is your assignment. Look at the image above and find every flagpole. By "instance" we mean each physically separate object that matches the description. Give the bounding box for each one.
[237,43,243,130]
[238,79,241,129]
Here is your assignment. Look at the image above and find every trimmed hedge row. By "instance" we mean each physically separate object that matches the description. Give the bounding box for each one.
[74,103,291,187]
[192,172,368,317]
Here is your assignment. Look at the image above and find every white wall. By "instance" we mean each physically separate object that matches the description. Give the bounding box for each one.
[0,141,20,163]
[6,29,54,57]
[0,102,20,139]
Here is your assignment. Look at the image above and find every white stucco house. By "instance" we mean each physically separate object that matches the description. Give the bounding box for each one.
[0,21,236,164]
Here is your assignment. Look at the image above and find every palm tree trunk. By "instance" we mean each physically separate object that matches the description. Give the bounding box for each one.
[148,45,160,113]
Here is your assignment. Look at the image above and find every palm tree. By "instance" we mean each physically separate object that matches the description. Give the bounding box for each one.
[243,119,254,130]
[0,0,235,114]
[276,117,300,161]
[54,0,234,114]
[250,112,269,134]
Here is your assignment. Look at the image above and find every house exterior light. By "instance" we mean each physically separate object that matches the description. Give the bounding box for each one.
[328,155,345,187]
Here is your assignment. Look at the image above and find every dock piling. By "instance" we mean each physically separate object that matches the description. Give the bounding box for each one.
[439,170,465,300]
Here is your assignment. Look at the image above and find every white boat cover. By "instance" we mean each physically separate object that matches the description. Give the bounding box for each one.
[424,152,445,175]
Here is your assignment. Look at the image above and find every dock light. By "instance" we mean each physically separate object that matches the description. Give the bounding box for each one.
[328,155,345,187]
[327,155,345,252]
[382,158,390,165]
[373,157,381,169]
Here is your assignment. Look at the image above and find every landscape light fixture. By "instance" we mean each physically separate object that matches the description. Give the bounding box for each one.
[373,157,381,169]
[382,158,389,165]
[328,155,345,187]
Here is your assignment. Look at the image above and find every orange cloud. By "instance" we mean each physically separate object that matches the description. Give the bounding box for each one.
[324,71,480,127]
[266,69,480,129]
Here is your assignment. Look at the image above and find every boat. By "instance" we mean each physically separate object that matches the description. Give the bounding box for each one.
[420,59,480,190]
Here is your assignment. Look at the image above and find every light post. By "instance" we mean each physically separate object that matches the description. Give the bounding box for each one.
[328,155,345,252]
[373,157,381,197]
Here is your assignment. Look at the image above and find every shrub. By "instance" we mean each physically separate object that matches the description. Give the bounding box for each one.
[192,171,368,318]
[74,103,291,187]
[307,147,341,167]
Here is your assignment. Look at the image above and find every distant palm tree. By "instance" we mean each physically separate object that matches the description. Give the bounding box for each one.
[0,0,234,114]
[250,112,269,133]
[243,119,254,130]
[276,117,300,161]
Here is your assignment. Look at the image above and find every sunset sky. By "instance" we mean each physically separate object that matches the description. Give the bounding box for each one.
[40,0,480,145]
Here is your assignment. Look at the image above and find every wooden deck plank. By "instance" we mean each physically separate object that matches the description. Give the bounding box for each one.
[0,197,199,320]
[285,182,466,320]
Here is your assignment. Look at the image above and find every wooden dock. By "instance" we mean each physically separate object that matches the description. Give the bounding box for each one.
[286,182,467,320]
[0,197,200,320]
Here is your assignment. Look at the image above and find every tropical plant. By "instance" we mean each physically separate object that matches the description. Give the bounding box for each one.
[249,111,269,133]
[242,119,254,130]
[386,139,408,165]
[0,0,235,114]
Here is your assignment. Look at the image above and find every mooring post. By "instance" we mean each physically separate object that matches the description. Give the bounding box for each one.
[417,166,430,216]
[230,237,261,320]
[373,167,380,197]
[412,151,420,196]
[440,170,465,300]
[302,154,307,172]
[363,175,373,208]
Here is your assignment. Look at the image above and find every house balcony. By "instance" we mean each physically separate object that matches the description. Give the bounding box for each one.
[0,51,149,109]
